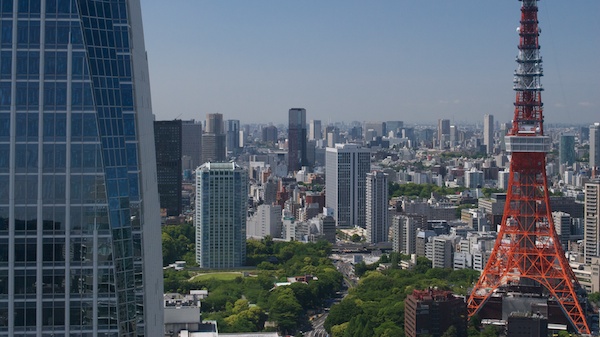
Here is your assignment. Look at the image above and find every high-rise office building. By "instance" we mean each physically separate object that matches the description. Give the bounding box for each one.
[363,121,385,140]
[181,120,203,172]
[0,1,163,334]
[288,108,307,172]
[437,119,450,149]
[590,123,600,175]
[484,114,494,154]
[262,125,278,144]
[195,163,247,269]
[225,119,240,156]
[385,121,404,137]
[202,113,226,163]
[584,181,600,264]
[552,211,571,250]
[309,119,322,141]
[366,171,388,244]
[154,120,182,216]
[325,144,371,228]
[559,134,576,166]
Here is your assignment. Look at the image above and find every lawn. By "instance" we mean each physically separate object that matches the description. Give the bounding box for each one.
[189,272,244,282]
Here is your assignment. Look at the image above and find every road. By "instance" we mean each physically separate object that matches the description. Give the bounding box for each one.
[305,256,357,337]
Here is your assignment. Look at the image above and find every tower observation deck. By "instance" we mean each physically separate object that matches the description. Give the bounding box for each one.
[466,0,591,334]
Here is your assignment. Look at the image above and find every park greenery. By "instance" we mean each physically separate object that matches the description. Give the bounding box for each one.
[163,236,342,335]
[324,256,483,337]
[162,221,196,266]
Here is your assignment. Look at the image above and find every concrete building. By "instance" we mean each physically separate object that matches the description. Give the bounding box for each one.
[552,211,571,250]
[247,205,283,239]
[366,171,389,243]
[309,119,322,141]
[325,144,371,227]
[506,312,548,337]
[404,289,467,337]
[182,120,203,172]
[155,120,183,216]
[465,168,484,188]
[584,181,600,264]
[164,291,207,336]
[0,1,165,334]
[392,215,418,255]
[431,236,456,269]
[195,163,248,268]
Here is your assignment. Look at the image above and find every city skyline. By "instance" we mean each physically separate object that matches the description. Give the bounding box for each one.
[141,1,600,125]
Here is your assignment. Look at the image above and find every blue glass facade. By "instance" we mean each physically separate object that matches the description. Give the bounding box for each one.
[0,0,162,335]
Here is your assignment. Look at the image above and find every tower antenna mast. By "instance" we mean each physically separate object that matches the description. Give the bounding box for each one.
[467,0,590,333]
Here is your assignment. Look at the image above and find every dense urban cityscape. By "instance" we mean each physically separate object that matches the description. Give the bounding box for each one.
[0,0,599,337]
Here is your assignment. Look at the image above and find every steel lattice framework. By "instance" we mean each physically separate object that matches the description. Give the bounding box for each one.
[466,0,591,334]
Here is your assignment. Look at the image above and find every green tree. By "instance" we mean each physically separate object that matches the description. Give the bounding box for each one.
[441,325,457,337]
[268,288,303,334]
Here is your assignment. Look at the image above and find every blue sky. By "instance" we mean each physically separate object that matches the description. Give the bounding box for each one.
[140,1,600,126]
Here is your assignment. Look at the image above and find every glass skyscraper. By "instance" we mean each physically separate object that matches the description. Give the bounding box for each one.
[0,1,163,335]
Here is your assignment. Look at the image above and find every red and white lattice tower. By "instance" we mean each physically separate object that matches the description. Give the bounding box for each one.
[466,0,590,334]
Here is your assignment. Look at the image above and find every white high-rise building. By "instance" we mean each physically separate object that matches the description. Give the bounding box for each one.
[498,169,510,190]
[196,163,248,268]
[247,205,283,239]
[325,144,371,227]
[366,171,389,243]
[0,1,164,335]
[484,114,494,154]
[392,215,418,254]
[584,181,600,264]
[591,123,600,175]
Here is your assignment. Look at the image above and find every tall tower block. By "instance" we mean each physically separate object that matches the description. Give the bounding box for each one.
[467,1,590,334]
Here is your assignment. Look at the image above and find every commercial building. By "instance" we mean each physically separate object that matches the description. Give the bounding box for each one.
[202,113,226,163]
[0,1,164,334]
[325,144,371,227]
[288,108,307,172]
[484,114,494,154]
[195,163,248,268]
[309,119,322,141]
[246,204,282,239]
[261,125,278,144]
[366,171,388,243]
[181,120,203,172]
[404,289,467,337]
[438,119,450,149]
[559,134,576,166]
[155,120,183,216]
[551,211,571,250]
[225,119,241,156]
[591,123,600,175]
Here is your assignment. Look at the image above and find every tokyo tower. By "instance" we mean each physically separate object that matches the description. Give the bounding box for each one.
[466,0,590,334]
